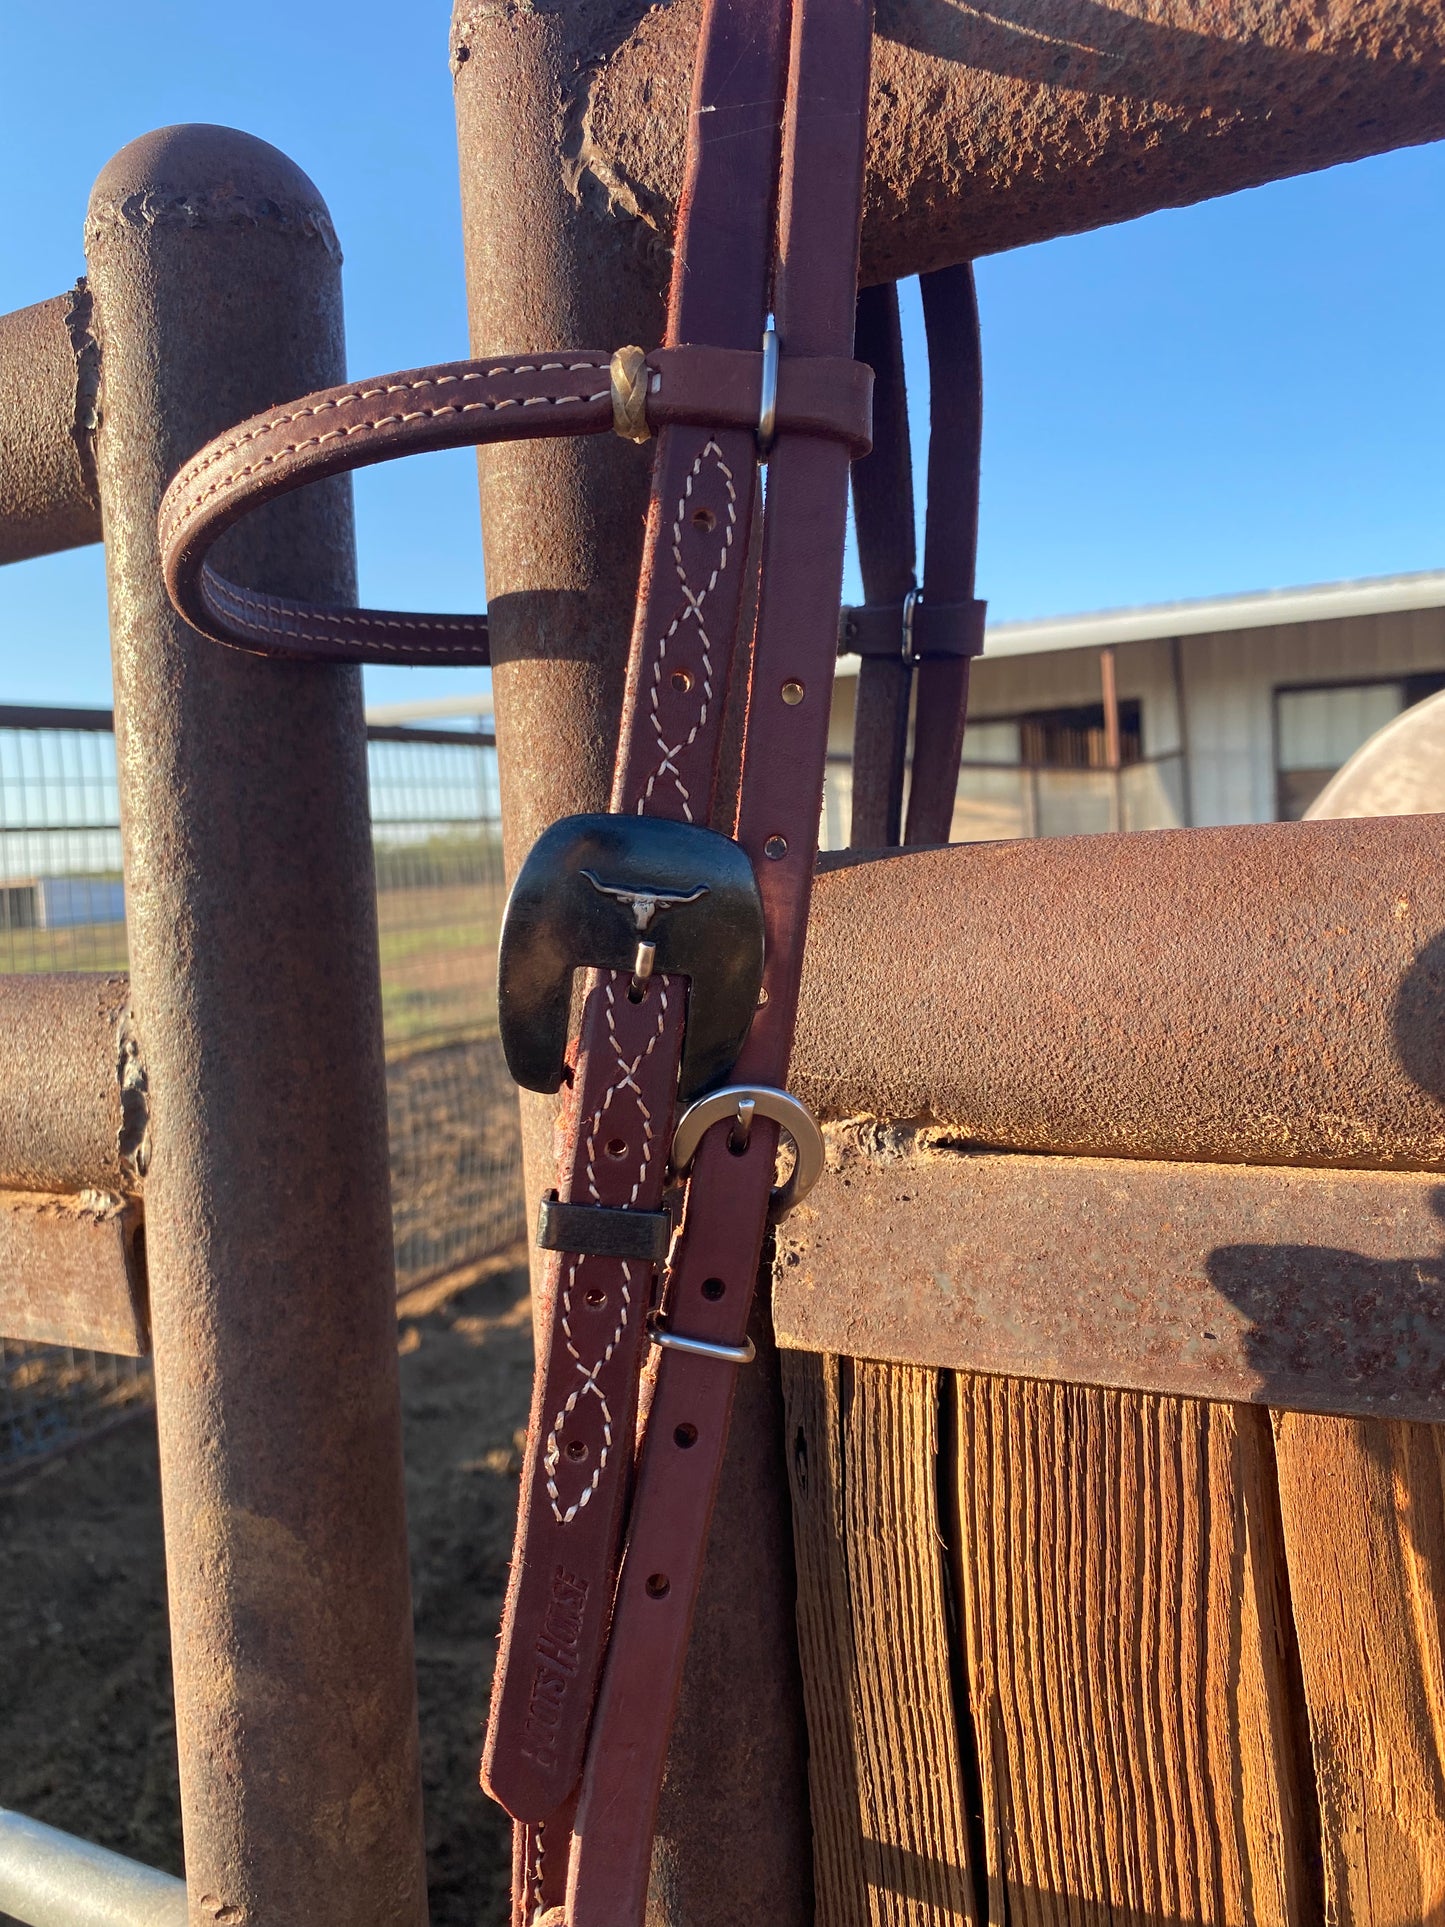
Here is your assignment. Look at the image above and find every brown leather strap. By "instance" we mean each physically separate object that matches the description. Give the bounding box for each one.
[846,283,914,847]
[481,0,793,1837]
[903,263,984,845]
[565,3,874,1918]
[157,345,868,666]
[841,262,985,849]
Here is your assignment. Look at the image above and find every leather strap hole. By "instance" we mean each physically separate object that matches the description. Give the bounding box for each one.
[645,1573,671,1599]
[605,1137,628,1159]
[701,1278,725,1302]
[585,1287,608,1308]
[674,1423,698,1449]
[670,668,693,694]
[764,834,787,860]
[691,507,716,533]
[566,1439,588,1462]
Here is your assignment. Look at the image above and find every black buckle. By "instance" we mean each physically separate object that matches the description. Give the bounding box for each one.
[498,814,765,1100]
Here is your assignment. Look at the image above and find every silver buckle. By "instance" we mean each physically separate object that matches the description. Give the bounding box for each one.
[670,1083,824,1216]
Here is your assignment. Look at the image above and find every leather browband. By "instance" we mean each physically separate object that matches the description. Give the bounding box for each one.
[157,343,872,667]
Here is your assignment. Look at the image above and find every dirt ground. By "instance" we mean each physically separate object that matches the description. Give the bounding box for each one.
[0,1256,536,1926]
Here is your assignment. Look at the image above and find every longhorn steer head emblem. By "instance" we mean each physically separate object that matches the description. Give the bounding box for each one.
[579,871,710,932]
[498,814,764,1100]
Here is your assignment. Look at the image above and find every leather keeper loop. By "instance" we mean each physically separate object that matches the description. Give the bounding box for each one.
[838,600,909,657]
[536,1195,672,1263]
[912,595,988,661]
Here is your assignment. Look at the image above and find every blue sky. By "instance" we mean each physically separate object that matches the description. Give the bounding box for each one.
[4,0,1445,708]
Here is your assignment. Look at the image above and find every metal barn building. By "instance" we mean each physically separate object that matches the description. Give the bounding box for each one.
[826,569,1445,848]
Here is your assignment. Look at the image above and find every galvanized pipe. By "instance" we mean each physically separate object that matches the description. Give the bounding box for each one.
[452,13,813,1922]
[0,973,141,1195]
[85,126,427,1926]
[0,1808,186,1927]
[0,292,101,564]
[798,816,1445,1169]
[580,0,1445,283]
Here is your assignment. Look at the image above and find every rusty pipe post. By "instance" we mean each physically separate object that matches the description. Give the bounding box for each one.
[451,1,667,1267]
[85,127,427,1927]
[452,14,813,1923]
[0,291,101,564]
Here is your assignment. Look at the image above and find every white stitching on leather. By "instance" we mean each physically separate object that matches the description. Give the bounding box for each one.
[543,977,669,1526]
[168,357,612,496]
[637,440,736,821]
[203,570,486,655]
[163,383,612,545]
[528,1821,546,1923]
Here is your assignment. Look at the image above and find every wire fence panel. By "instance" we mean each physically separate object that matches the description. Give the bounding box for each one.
[0,708,523,1473]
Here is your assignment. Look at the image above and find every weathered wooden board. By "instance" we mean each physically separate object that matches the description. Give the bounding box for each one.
[950,1376,1313,1926]
[783,1353,979,1925]
[1274,1411,1445,1926]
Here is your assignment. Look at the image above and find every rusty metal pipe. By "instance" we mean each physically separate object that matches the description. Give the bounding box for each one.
[799,817,1445,1169]
[85,126,426,1927]
[452,13,813,1922]
[0,292,101,564]
[0,973,141,1194]
[580,0,1445,283]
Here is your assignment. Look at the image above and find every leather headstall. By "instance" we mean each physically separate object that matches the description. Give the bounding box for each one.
[157,2,877,1923]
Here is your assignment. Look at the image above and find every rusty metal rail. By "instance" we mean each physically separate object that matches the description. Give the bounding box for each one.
[0,292,100,566]
[0,1191,146,1355]
[531,0,1445,283]
[797,818,1445,1168]
[775,1141,1445,1421]
[0,975,141,1194]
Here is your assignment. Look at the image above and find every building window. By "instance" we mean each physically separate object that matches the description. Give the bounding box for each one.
[1018,700,1143,770]
[951,697,1182,843]
[1274,676,1445,819]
